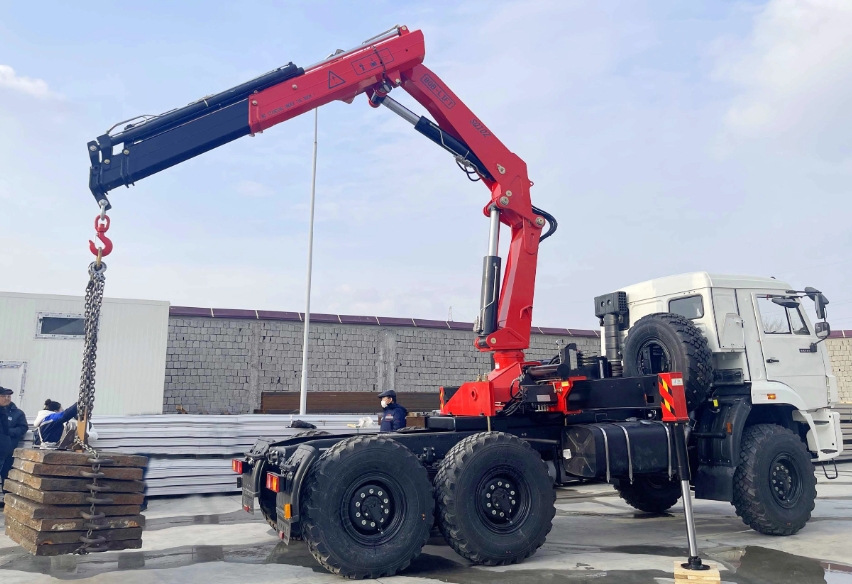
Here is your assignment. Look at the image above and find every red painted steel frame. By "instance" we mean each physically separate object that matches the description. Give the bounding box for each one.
[248,26,543,415]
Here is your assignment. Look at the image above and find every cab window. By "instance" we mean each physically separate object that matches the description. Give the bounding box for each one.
[669,295,704,320]
[756,297,790,334]
[787,305,810,335]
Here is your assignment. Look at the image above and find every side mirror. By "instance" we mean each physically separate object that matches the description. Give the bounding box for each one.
[815,321,830,340]
[815,293,829,320]
[771,297,800,308]
[805,287,830,320]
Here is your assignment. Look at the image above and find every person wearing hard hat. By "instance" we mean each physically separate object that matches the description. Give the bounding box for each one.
[0,386,28,490]
[378,390,407,432]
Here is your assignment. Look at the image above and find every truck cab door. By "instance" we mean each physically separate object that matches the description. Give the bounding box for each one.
[749,291,827,410]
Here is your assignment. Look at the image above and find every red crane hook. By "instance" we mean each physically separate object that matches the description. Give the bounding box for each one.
[89,215,113,258]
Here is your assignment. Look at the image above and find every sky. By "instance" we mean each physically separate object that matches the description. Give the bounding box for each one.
[1,0,851,330]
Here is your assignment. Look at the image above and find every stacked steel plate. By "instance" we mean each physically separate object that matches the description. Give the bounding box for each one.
[3,448,147,556]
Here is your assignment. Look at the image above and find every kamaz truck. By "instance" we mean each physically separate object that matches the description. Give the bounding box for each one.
[82,25,842,579]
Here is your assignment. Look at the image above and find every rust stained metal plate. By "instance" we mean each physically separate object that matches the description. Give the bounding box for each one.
[3,506,144,532]
[8,469,145,493]
[12,459,144,480]
[2,494,142,519]
[13,448,148,468]
[2,479,144,505]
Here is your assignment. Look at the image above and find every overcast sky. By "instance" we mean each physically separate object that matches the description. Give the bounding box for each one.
[1,0,851,330]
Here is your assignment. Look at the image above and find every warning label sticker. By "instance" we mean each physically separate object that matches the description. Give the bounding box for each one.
[328,70,345,89]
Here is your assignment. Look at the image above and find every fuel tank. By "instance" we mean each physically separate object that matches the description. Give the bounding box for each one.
[562,420,673,481]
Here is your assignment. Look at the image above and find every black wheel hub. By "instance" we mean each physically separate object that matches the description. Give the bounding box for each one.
[478,476,521,527]
[769,455,802,509]
[636,339,672,375]
[348,482,395,536]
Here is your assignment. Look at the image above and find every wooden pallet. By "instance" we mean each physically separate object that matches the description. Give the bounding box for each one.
[2,448,148,556]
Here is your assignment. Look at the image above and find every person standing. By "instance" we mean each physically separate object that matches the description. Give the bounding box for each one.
[378,390,407,432]
[0,386,28,486]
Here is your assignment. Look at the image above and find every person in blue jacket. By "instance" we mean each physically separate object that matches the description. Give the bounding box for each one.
[378,390,407,432]
[36,402,79,446]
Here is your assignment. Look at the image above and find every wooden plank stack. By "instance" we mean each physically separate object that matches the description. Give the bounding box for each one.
[3,448,147,556]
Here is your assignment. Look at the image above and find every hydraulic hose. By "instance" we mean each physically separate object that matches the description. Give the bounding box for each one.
[532,205,557,242]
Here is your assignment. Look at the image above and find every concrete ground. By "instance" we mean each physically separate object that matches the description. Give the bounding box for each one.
[1,463,851,583]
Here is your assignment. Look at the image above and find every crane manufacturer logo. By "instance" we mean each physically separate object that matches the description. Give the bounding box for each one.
[470,118,492,137]
[420,74,456,109]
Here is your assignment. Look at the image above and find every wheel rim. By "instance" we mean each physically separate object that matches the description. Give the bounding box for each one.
[769,454,802,509]
[636,338,672,375]
[475,467,531,534]
[342,475,404,545]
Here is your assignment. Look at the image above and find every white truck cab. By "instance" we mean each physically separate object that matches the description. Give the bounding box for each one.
[596,272,840,536]
[616,272,842,462]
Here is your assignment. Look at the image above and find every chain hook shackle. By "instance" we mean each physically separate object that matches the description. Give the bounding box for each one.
[89,201,113,265]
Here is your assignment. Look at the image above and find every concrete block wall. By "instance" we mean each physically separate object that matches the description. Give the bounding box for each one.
[827,337,852,403]
[163,311,600,414]
[163,307,852,414]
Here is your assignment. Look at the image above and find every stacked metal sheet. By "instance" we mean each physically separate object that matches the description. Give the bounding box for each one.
[3,449,147,556]
[838,404,852,462]
[17,414,376,497]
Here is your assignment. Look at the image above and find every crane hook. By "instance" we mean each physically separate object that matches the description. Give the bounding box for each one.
[89,215,113,258]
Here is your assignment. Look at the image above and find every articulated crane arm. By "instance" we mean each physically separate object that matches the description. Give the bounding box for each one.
[87,26,557,415]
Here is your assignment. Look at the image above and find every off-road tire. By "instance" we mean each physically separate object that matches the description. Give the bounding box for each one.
[732,424,816,536]
[434,432,555,566]
[259,490,278,531]
[614,475,682,513]
[300,435,434,579]
[396,426,428,433]
[622,312,713,411]
[293,429,331,438]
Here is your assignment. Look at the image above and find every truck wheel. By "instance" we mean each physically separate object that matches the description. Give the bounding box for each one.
[732,424,816,536]
[435,432,555,566]
[259,492,279,531]
[614,475,681,513]
[622,312,713,411]
[300,435,433,579]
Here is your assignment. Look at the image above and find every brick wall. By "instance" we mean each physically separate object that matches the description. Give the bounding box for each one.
[163,312,600,414]
[827,337,852,403]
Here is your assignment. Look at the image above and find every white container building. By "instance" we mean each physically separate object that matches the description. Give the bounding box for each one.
[0,291,169,416]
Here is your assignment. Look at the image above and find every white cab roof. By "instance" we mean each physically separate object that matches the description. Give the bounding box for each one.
[620,272,793,299]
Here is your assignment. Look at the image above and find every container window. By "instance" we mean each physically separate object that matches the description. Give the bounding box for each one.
[37,314,85,338]
[669,295,704,320]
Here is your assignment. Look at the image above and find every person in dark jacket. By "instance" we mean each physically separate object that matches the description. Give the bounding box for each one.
[378,390,407,432]
[0,386,28,484]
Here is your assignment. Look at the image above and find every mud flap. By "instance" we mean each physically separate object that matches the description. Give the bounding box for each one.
[275,444,319,544]
[694,465,735,502]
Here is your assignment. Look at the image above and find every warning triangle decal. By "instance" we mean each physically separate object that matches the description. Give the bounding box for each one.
[328,71,345,89]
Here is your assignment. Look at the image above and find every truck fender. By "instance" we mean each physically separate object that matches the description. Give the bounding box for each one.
[693,397,751,502]
[275,444,320,526]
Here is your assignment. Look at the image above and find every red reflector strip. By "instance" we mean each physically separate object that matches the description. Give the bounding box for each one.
[232,459,244,474]
[266,473,281,493]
